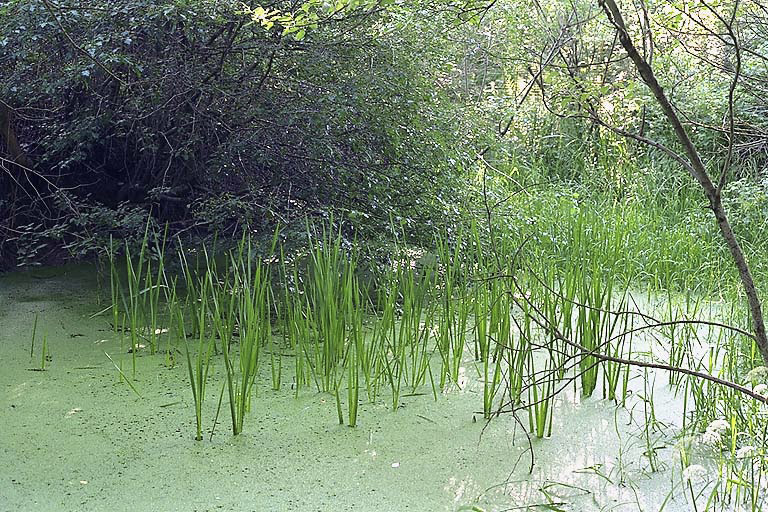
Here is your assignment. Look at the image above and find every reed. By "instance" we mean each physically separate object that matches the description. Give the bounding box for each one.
[122,222,151,355]
[105,351,142,398]
[434,230,470,389]
[40,333,48,371]
[29,313,38,361]
[527,358,555,439]
[269,290,282,391]
[396,256,437,392]
[346,338,360,426]
[474,278,512,419]
[232,251,270,435]
[92,188,768,512]
[303,224,347,391]
[182,272,216,441]
[600,298,630,402]
[141,229,168,355]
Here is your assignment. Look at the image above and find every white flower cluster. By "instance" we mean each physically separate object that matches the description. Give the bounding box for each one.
[736,445,757,459]
[742,366,768,399]
[682,464,708,484]
[744,366,768,386]
[700,419,729,445]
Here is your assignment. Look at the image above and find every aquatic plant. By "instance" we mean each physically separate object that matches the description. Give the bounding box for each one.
[104,351,142,398]
[435,230,471,389]
[527,358,555,439]
[182,273,216,441]
[29,313,38,361]
[40,333,48,371]
[94,207,768,512]
[345,338,360,427]
[221,243,270,436]
[122,223,149,355]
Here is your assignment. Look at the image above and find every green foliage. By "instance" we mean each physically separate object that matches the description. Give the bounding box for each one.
[12,191,153,265]
[0,0,477,267]
[723,179,768,240]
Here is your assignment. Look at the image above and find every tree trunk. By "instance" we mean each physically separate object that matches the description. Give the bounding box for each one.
[599,0,768,365]
[0,102,33,169]
[711,198,768,361]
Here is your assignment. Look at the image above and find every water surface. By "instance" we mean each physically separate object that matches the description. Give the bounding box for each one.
[0,265,759,511]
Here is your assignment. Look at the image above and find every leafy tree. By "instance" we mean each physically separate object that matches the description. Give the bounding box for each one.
[485,0,768,364]
[0,0,480,266]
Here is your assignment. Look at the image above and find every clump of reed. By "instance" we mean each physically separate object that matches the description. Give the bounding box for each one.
[101,207,764,507]
[219,242,271,436]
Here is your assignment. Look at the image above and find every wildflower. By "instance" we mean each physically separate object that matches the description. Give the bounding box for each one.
[736,445,757,458]
[682,464,708,484]
[700,419,729,445]
[754,383,767,397]
[744,366,768,386]
[700,429,721,445]
[707,419,729,433]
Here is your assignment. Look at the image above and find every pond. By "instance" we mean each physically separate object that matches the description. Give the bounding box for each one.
[0,264,764,511]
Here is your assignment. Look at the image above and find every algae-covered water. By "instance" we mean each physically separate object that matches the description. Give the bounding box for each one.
[0,265,756,511]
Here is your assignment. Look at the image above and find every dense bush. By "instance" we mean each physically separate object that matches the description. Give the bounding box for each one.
[0,0,477,267]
